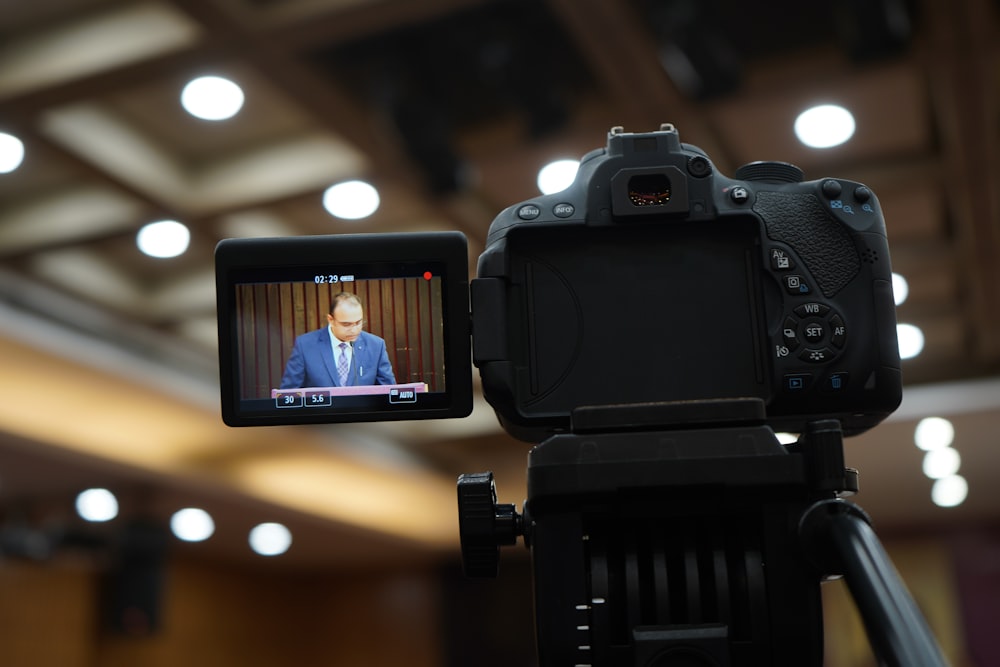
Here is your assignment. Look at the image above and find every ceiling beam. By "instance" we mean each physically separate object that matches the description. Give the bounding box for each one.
[923,0,1000,363]
[545,0,732,171]
[164,0,493,244]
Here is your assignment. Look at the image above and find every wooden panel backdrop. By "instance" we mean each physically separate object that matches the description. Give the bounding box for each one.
[236,278,445,398]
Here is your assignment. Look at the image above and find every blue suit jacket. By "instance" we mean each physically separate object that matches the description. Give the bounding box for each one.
[279,328,396,389]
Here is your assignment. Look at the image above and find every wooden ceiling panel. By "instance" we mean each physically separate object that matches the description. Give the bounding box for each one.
[0,0,998,570]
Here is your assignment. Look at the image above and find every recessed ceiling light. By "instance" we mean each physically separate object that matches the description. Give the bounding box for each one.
[931,474,968,508]
[537,159,580,194]
[922,447,961,479]
[0,132,25,173]
[322,180,380,220]
[181,75,245,121]
[76,488,119,522]
[170,508,215,542]
[794,104,856,149]
[914,416,955,451]
[137,220,191,258]
[892,272,909,306]
[249,522,292,556]
[897,322,924,359]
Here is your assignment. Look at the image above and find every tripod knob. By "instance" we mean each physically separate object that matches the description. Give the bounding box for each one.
[457,472,522,578]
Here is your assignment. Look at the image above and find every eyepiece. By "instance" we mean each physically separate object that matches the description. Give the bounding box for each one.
[627,173,672,206]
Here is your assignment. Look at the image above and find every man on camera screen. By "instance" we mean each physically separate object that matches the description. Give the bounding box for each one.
[279,292,396,389]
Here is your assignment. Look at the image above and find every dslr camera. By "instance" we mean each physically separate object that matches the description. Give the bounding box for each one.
[216,124,926,667]
[216,123,901,436]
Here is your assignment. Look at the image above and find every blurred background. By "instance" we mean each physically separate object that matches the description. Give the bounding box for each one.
[0,0,998,665]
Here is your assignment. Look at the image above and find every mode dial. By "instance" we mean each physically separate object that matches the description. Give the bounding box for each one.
[735,161,805,184]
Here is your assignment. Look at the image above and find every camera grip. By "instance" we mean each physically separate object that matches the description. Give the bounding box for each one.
[755,191,861,297]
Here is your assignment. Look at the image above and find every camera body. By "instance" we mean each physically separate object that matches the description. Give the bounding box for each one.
[471,125,901,440]
[215,124,901,438]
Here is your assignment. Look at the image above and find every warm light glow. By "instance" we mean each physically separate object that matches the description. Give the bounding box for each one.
[76,488,118,522]
[323,180,380,219]
[249,522,292,556]
[537,159,580,194]
[137,219,190,258]
[914,417,955,451]
[231,454,457,546]
[897,323,924,359]
[922,447,961,479]
[170,507,215,542]
[181,75,244,121]
[0,336,462,550]
[892,273,909,306]
[794,104,856,148]
[931,475,968,508]
[0,132,25,173]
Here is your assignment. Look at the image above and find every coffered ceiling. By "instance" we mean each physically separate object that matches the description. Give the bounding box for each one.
[0,0,998,568]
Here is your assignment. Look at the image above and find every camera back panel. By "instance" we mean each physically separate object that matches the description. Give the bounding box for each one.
[473,126,902,441]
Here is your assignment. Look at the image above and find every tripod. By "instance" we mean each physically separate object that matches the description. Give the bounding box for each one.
[458,399,948,667]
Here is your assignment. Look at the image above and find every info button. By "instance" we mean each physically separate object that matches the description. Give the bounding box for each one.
[553,203,575,218]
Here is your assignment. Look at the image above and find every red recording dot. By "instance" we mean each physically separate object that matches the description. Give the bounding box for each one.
[423,271,433,280]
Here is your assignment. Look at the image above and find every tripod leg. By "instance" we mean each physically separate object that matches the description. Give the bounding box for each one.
[801,500,948,667]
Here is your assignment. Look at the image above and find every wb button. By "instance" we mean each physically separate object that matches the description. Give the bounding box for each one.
[389,388,418,404]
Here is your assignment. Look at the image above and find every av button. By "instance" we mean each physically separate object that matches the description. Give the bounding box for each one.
[770,248,795,270]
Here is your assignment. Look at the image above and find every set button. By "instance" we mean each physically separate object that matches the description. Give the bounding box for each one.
[779,303,848,364]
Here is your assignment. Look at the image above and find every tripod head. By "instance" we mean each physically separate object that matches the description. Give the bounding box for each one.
[460,399,840,666]
[458,399,946,666]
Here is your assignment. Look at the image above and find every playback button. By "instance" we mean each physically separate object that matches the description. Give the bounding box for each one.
[783,373,813,392]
